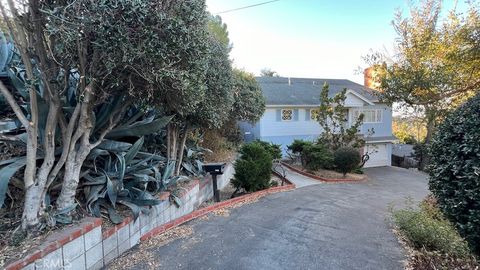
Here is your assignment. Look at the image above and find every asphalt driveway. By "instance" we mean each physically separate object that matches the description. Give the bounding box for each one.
[114,166,428,270]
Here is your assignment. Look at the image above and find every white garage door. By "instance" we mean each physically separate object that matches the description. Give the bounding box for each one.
[364,143,389,167]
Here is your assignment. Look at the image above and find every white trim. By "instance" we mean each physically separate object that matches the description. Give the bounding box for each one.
[345,89,375,105]
[353,109,383,123]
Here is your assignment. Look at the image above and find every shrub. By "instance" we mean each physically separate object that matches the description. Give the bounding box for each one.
[392,200,471,258]
[232,142,273,192]
[402,135,417,145]
[302,143,333,171]
[333,147,361,176]
[287,139,311,154]
[428,93,480,254]
[253,140,282,160]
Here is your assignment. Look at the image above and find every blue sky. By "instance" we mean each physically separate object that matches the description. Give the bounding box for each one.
[206,0,469,84]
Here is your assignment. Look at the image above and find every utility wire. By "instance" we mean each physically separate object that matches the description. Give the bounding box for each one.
[215,0,280,15]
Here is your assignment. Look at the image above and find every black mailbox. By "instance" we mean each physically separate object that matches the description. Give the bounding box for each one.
[203,163,226,175]
[203,163,226,202]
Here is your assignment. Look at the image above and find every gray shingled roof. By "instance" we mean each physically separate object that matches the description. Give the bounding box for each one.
[256,77,379,106]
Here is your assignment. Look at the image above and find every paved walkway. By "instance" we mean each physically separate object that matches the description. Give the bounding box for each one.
[114,167,428,270]
[282,165,321,187]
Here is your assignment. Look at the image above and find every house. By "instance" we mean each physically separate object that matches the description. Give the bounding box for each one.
[239,77,396,168]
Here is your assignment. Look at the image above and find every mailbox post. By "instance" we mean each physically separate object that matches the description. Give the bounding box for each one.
[203,163,226,202]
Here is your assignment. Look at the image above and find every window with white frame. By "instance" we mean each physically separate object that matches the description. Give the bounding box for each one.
[281,109,293,121]
[353,109,382,123]
[310,109,319,121]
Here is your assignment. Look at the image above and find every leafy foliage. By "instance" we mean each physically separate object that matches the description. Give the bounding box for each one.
[253,140,282,160]
[302,142,334,171]
[364,0,480,143]
[333,147,361,176]
[287,139,310,154]
[231,69,266,123]
[391,199,472,258]
[287,140,334,170]
[317,83,368,151]
[207,15,231,50]
[392,117,426,144]
[83,137,188,224]
[428,93,480,254]
[189,31,233,129]
[232,142,273,192]
[260,68,279,77]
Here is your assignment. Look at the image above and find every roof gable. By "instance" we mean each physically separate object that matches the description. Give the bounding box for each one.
[256,77,379,106]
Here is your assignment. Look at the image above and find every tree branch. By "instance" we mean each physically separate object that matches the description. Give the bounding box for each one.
[0,81,29,127]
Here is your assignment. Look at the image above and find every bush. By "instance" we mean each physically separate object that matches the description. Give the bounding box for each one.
[428,93,480,254]
[302,143,333,171]
[333,147,361,176]
[253,140,282,160]
[232,142,273,192]
[392,200,471,258]
[402,135,417,145]
[287,139,310,154]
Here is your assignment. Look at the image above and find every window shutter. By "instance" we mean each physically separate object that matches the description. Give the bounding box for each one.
[305,109,310,121]
[293,109,299,121]
[276,109,281,121]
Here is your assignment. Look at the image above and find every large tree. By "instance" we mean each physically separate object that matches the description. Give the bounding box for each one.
[0,0,210,232]
[231,69,266,123]
[364,0,480,144]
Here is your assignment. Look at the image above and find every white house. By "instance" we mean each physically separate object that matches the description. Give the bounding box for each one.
[239,77,396,168]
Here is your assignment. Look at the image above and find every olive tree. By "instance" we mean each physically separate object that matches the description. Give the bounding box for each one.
[0,0,210,232]
[174,31,234,174]
[231,69,266,123]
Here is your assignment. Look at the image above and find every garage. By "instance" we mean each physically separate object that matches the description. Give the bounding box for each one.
[364,143,391,167]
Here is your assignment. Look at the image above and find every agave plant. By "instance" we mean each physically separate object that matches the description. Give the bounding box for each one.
[81,137,188,224]
[0,37,188,224]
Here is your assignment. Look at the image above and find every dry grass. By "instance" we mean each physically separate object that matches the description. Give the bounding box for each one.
[200,130,236,163]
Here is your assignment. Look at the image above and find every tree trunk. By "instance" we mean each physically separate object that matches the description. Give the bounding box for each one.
[55,87,95,212]
[420,108,437,170]
[21,102,59,230]
[56,154,82,211]
[174,125,189,175]
[167,123,178,161]
[21,184,45,231]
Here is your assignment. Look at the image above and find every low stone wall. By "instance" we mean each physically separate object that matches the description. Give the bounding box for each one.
[5,163,236,270]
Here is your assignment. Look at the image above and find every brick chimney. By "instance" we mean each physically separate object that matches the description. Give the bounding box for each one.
[364,66,381,90]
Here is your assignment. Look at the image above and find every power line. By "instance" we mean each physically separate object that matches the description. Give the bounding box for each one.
[215,0,280,15]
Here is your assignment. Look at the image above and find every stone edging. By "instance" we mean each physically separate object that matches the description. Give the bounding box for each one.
[4,178,207,270]
[5,218,103,270]
[281,162,367,183]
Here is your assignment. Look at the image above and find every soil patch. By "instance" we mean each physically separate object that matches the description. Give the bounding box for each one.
[0,203,82,268]
[289,164,366,180]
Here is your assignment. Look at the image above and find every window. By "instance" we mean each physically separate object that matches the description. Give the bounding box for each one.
[281,109,293,121]
[310,109,319,121]
[353,109,382,123]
